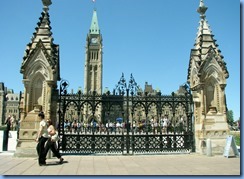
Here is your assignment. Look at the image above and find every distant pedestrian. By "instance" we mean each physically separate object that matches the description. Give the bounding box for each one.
[64,119,70,133]
[162,116,168,133]
[5,115,11,132]
[72,120,78,133]
[17,119,20,139]
[10,116,17,131]
[36,112,49,166]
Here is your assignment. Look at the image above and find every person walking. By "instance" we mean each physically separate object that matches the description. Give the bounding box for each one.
[162,116,168,133]
[44,120,64,164]
[5,115,11,132]
[36,112,49,166]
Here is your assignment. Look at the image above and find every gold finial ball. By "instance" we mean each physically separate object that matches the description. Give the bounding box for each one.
[42,0,52,7]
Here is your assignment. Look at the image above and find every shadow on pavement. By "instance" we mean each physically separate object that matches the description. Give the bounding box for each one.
[45,160,68,166]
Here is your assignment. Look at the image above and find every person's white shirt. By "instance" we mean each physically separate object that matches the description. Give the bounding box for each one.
[163,118,168,127]
[116,122,121,128]
[40,119,49,138]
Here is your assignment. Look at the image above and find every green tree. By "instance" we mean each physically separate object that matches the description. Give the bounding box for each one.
[227,110,234,126]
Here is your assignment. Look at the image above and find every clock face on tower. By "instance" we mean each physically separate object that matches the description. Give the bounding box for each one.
[91,37,98,44]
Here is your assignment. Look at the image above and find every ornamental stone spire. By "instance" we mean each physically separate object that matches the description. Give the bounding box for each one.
[188,0,228,77]
[187,0,229,155]
[15,0,60,158]
[21,0,58,75]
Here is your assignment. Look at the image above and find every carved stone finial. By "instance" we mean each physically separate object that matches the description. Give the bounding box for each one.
[42,0,52,7]
[197,0,208,18]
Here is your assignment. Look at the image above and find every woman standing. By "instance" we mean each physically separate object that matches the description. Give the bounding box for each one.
[36,112,49,166]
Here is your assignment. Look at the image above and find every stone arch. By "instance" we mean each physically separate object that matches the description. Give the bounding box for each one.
[88,115,98,123]
[202,57,223,81]
[201,61,222,114]
[204,75,218,113]
[29,73,46,112]
[25,51,51,80]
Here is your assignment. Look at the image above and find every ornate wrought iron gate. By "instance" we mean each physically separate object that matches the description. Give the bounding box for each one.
[58,74,194,155]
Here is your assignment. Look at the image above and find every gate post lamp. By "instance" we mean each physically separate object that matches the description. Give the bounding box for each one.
[60,80,69,95]
[77,88,82,123]
[59,79,69,134]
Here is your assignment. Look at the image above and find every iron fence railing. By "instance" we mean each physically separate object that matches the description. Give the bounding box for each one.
[58,75,194,155]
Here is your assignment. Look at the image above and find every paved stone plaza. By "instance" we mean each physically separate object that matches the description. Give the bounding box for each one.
[0,151,240,175]
[0,131,241,176]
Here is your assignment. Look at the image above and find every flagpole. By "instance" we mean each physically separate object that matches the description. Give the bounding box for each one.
[92,0,96,10]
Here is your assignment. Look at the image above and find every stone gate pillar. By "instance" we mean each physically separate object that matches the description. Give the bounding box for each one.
[187,0,229,155]
[15,0,60,157]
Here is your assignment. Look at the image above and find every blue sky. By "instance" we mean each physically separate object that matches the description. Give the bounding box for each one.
[0,0,241,121]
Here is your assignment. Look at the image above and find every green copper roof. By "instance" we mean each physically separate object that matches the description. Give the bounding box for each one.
[90,10,100,34]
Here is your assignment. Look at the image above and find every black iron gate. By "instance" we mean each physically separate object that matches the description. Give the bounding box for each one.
[58,74,194,155]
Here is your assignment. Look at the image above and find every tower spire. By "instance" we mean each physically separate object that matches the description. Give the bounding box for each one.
[187,0,229,83]
[89,10,100,34]
[21,0,54,64]
[21,0,59,79]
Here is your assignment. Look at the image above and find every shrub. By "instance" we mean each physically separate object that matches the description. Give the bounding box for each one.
[230,131,240,146]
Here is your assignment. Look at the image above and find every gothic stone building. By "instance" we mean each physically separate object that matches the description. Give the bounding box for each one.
[0,82,20,128]
[15,0,229,156]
